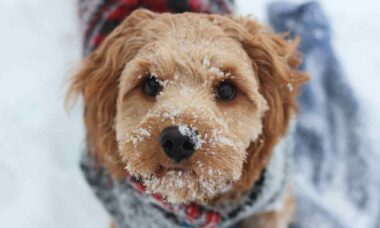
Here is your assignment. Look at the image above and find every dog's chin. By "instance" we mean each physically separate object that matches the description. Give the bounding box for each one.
[140,166,234,204]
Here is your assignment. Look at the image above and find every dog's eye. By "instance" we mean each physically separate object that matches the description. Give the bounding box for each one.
[142,76,162,97]
[216,81,236,101]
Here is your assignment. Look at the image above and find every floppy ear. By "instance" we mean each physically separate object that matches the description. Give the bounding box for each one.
[67,9,157,178]
[208,15,309,197]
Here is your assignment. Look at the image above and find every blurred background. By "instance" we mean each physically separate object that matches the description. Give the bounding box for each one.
[0,0,379,227]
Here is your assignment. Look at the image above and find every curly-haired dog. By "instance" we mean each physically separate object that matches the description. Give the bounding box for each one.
[68,9,308,228]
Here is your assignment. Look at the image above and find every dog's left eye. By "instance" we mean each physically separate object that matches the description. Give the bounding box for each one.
[142,76,162,97]
[216,81,237,101]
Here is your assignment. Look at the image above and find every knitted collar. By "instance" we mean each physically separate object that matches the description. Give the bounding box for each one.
[80,135,292,227]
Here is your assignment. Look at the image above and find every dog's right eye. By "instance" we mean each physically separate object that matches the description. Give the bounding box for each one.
[142,76,162,97]
[215,81,237,101]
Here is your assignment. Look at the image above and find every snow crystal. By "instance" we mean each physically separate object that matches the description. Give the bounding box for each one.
[178,124,204,149]
[157,78,168,88]
[202,56,211,67]
[147,73,168,88]
[208,128,237,149]
[173,72,180,81]
[217,135,235,146]
[179,84,192,97]
[287,83,294,91]
[131,137,138,145]
[209,66,225,78]
[136,128,151,137]
[202,56,232,78]
[121,127,152,147]
[161,108,182,124]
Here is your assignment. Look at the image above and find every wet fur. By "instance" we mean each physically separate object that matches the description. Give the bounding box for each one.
[67,9,308,227]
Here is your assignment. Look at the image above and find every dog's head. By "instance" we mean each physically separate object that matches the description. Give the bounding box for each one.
[68,10,307,204]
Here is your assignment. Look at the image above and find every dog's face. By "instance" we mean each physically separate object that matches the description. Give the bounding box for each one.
[68,10,307,204]
[115,18,268,203]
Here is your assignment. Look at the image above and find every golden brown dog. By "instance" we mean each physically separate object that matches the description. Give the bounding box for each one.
[68,9,308,227]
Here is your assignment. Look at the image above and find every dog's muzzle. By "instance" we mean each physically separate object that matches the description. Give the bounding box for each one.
[159,126,198,163]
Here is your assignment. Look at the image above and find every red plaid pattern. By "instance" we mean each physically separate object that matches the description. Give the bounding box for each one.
[79,0,235,55]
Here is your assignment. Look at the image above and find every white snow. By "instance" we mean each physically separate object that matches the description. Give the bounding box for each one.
[0,0,109,227]
[136,128,151,137]
[179,84,192,97]
[202,56,211,67]
[287,83,294,91]
[125,127,152,146]
[178,124,203,150]
[0,0,379,227]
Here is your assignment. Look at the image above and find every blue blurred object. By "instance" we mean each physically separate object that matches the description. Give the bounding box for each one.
[268,2,380,228]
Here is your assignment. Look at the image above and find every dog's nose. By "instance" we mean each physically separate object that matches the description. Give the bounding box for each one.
[160,126,197,163]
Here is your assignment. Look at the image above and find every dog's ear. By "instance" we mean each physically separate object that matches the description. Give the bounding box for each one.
[66,9,157,178]
[207,15,309,196]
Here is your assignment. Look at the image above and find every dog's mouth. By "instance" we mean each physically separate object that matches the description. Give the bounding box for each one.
[155,165,193,178]
[138,163,236,204]
[121,126,245,203]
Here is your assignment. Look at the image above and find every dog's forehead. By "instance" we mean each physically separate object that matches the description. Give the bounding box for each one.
[136,18,256,84]
[119,14,260,94]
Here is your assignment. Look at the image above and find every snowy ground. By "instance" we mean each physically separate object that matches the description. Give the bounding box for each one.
[0,0,379,227]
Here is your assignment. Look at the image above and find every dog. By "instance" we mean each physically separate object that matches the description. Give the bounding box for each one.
[68,8,308,228]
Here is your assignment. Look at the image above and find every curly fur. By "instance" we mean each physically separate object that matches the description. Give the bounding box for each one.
[67,9,308,226]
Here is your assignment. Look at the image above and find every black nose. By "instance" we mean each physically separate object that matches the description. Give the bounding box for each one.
[160,126,197,163]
